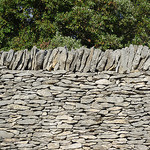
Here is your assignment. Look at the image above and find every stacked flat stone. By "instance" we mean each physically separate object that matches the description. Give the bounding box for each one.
[0,45,150,73]
[0,66,150,150]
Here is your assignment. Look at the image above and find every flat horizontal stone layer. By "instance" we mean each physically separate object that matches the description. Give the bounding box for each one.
[0,67,150,150]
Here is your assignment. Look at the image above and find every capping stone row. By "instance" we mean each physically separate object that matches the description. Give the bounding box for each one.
[0,45,150,73]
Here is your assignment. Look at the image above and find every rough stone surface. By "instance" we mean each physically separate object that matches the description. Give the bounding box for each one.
[1,45,150,73]
[0,45,150,149]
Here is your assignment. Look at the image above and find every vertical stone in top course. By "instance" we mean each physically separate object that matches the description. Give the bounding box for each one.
[0,51,8,66]
[109,49,121,72]
[43,50,52,70]
[96,50,109,72]
[34,50,47,70]
[66,50,75,71]
[138,46,149,70]
[46,48,59,71]
[104,49,115,71]
[21,49,30,70]
[127,44,137,73]
[132,45,143,70]
[59,47,68,70]
[75,47,84,71]
[118,47,129,73]
[69,49,78,72]
[12,50,24,70]
[79,47,90,72]
[90,49,102,72]
[5,49,14,68]
[83,47,94,72]
[31,46,39,70]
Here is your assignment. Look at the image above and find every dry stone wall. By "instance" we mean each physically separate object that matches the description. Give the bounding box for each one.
[0,65,150,150]
[1,45,150,73]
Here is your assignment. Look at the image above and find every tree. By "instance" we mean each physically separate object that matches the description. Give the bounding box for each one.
[0,0,149,51]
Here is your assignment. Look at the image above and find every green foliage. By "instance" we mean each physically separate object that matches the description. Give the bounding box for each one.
[37,32,82,50]
[0,0,150,51]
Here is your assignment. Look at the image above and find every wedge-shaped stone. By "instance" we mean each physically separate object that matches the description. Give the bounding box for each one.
[132,45,143,70]
[46,48,59,71]
[70,50,78,72]
[97,50,109,72]
[143,56,150,71]
[138,46,149,70]
[43,50,52,70]
[83,47,94,72]
[127,44,137,73]
[12,50,24,70]
[75,47,84,71]
[59,47,68,70]
[21,49,31,70]
[31,46,39,70]
[34,50,46,70]
[112,49,121,72]
[5,49,14,68]
[118,47,129,73]
[0,51,8,66]
[105,49,115,71]
[90,49,102,72]
[66,51,75,71]
[79,48,90,72]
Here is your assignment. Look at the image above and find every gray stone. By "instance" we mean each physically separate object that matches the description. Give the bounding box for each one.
[143,56,150,71]
[5,49,14,67]
[136,145,148,150]
[37,89,52,97]
[0,100,13,106]
[17,119,36,125]
[57,123,73,129]
[31,46,39,70]
[78,48,90,72]
[105,96,124,103]
[32,50,45,70]
[90,49,102,72]
[132,45,143,70]
[113,49,121,72]
[105,50,115,71]
[50,86,68,91]
[65,51,74,71]
[0,130,14,138]
[65,143,82,149]
[16,71,32,77]
[83,47,94,72]
[97,50,109,72]
[127,44,136,73]
[7,104,29,110]
[1,74,14,79]
[75,47,84,71]
[0,51,8,66]
[43,49,52,70]
[95,79,111,85]
[12,50,24,70]
[46,48,59,71]
[138,46,149,70]
[118,47,129,73]
[48,143,60,149]
[21,49,30,70]
[58,47,68,70]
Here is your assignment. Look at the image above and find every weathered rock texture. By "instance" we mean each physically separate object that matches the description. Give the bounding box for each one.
[0,66,150,150]
[1,45,150,73]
